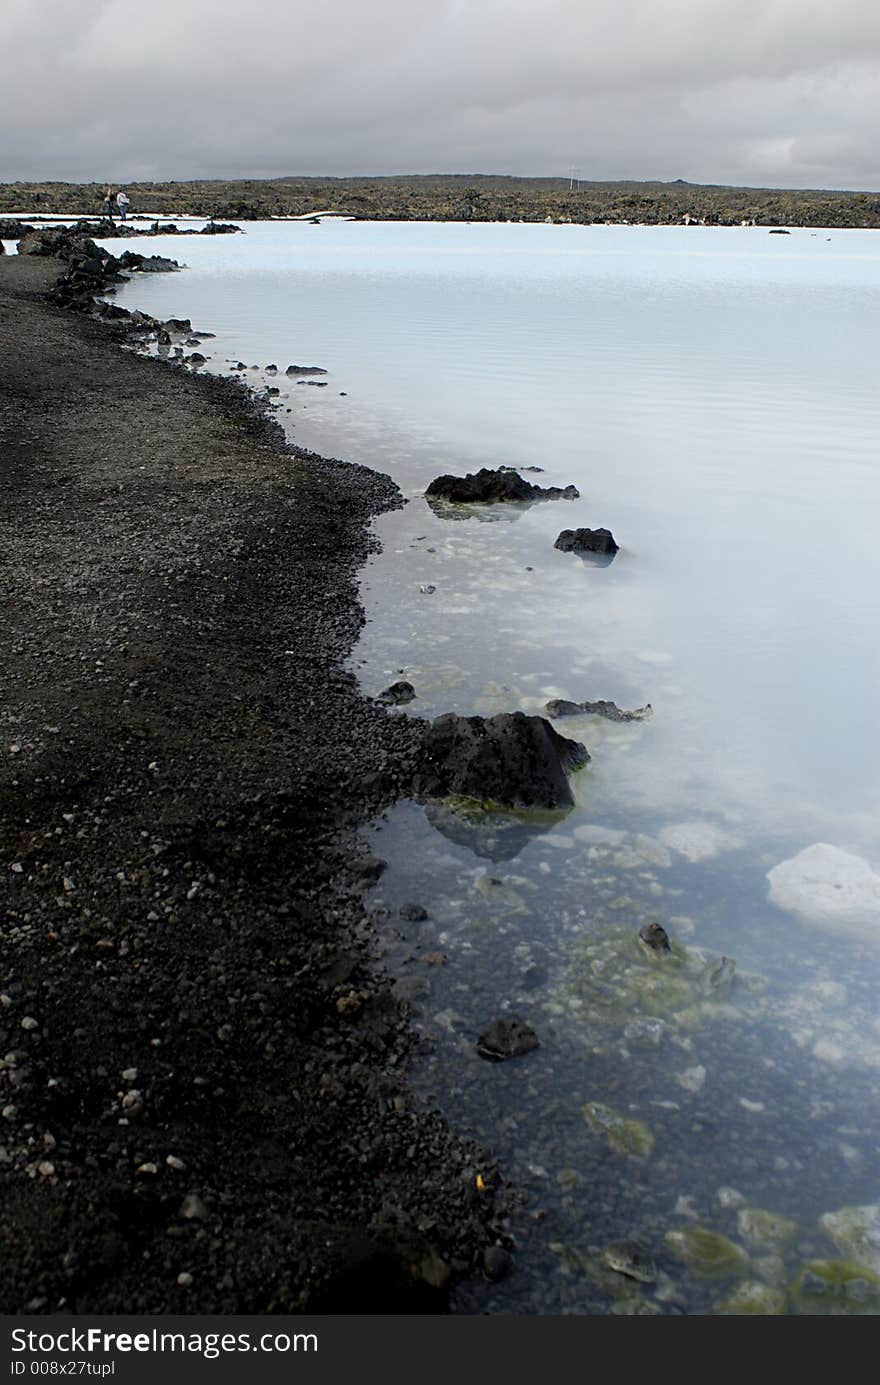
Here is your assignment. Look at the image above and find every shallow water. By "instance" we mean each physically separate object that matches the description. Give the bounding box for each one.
[105,221,880,1313]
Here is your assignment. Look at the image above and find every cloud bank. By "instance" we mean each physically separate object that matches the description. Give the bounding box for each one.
[5,0,880,189]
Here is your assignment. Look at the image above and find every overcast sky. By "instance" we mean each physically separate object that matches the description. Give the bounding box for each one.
[5,0,880,190]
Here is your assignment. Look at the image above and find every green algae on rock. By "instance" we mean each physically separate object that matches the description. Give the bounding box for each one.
[582,1101,654,1158]
[791,1259,880,1314]
[714,1280,788,1314]
[819,1204,880,1276]
[566,924,752,1031]
[603,1240,657,1283]
[736,1207,798,1252]
[664,1225,749,1278]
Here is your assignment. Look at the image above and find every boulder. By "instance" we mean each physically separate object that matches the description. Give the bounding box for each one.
[136,255,179,273]
[286,364,328,376]
[417,710,588,809]
[638,922,671,953]
[767,843,880,940]
[545,698,650,722]
[426,467,578,504]
[555,527,619,556]
[377,681,416,705]
[477,1016,539,1061]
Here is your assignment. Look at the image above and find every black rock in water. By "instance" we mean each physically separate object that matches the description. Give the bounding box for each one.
[286,364,328,376]
[377,680,416,705]
[544,698,652,722]
[426,467,579,505]
[417,710,588,809]
[554,527,619,556]
[639,923,671,953]
[482,1246,513,1281]
[399,903,429,921]
[477,1016,539,1061]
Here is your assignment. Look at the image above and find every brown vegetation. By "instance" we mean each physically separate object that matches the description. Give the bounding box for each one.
[2,174,880,227]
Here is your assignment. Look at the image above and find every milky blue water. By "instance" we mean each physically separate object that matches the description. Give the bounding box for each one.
[105,222,880,1314]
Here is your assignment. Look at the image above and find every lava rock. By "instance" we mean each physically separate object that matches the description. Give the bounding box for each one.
[377,681,416,705]
[417,710,588,809]
[426,467,578,504]
[545,698,651,722]
[639,923,671,953]
[286,364,328,376]
[554,527,619,556]
[482,1246,513,1281]
[477,1016,539,1061]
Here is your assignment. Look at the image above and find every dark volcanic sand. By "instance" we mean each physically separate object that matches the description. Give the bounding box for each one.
[0,255,507,1313]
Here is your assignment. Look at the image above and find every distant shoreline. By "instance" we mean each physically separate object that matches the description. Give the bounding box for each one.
[3,173,879,230]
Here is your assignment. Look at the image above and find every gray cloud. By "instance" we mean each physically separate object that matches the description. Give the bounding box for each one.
[4,0,880,189]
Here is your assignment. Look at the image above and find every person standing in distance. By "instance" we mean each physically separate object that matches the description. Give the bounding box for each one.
[116,190,130,222]
[104,186,115,221]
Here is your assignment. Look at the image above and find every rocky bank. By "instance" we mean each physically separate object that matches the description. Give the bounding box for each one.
[0,253,514,1314]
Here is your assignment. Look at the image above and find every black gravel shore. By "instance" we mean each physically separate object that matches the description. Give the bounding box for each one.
[0,255,508,1313]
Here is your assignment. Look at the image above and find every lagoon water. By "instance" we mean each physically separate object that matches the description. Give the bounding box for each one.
[107,221,880,1313]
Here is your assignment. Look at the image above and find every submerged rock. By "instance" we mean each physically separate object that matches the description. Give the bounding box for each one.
[566,924,744,1031]
[737,1207,797,1253]
[791,1259,880,1313]
[664,1225,749,1278]
[767,843,880,940]
[603,1240,657,1283]
[582,1102,654,1158]
[659,820,741,862]
[820,1204,880,1275]
[482,1246,513,1282]
[286,364,328,376]
[545,697,651,722]
[554,527,619,556]
[417,710,588,810]
[477,1016,539,1061]
[426,467,579,505]
[714,1281,787,1314]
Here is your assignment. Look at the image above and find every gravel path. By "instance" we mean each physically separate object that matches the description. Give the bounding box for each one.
[0,255,507,1313]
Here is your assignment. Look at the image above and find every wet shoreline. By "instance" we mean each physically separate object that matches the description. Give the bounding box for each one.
[0,251,510,1313]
